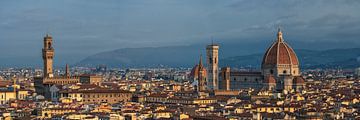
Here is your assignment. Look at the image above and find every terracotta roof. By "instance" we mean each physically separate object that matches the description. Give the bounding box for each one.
[60,88,131,94]
[262,30,299,66]
[190,65,206,78]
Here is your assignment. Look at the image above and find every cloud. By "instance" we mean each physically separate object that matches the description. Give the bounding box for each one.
[0,0,360,66]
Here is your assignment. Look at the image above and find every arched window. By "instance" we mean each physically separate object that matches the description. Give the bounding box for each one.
[48,42,52,49]
[283,70,287,74]
[270,69,274,74]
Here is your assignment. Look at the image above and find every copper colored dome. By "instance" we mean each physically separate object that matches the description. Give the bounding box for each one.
[190,64,207,77]
[190,56,207,78]
[262,29,299,66]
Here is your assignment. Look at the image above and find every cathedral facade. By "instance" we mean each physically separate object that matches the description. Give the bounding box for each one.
[190,56,207,92]
[191,29,305,92]
[225,29,305,92]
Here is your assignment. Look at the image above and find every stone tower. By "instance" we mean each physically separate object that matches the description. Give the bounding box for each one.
[198,55,207,91]
[65,64,70,78]
[220,67,230,90]
[42,34,54,78]
[206,43,219,90]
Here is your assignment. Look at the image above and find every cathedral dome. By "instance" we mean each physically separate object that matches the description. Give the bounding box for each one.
[190,56,206,80]
[190,64,207,78]
[262,29,299,67]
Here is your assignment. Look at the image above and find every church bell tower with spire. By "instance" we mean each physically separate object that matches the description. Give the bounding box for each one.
[42,34,54,78]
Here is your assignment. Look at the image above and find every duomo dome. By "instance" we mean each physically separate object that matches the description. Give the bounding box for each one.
[262,29,300,77]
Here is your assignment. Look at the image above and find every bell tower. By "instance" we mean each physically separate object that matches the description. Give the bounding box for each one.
[42,34,54,78]
[206,43,219,90]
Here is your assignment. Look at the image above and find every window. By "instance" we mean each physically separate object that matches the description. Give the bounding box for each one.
[48,42,52,49]
[283,70,287,74]
[270,69,274,74]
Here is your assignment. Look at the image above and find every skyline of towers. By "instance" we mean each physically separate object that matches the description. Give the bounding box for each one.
[206,43,219,90]
[42,34,54,78]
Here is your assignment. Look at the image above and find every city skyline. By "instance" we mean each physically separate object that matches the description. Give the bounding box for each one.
[1,0,360,67]
[1,1,360,119]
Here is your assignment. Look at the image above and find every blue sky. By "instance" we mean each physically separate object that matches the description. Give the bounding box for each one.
[0,0,360,67]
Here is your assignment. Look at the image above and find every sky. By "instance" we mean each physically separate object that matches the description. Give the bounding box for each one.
[0,0,360,67]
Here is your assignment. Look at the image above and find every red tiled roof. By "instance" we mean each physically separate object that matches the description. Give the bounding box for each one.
[262,30,299,66]
[190,65,206,78]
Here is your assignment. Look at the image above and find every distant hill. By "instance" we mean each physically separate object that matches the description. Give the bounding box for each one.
[78,46,203,68]
[78,45,360,69]
[221,48,360,69]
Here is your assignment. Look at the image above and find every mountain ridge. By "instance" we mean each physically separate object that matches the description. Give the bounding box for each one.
[78,46,360,69]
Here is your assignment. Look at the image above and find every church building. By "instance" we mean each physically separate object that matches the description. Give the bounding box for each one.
[223,28,305,92]
[191,28,305,92]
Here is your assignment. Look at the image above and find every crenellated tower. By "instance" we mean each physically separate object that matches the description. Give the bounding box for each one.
[42,34,54,78]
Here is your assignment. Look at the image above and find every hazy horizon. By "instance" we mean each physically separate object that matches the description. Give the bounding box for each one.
[1,0,360,67]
